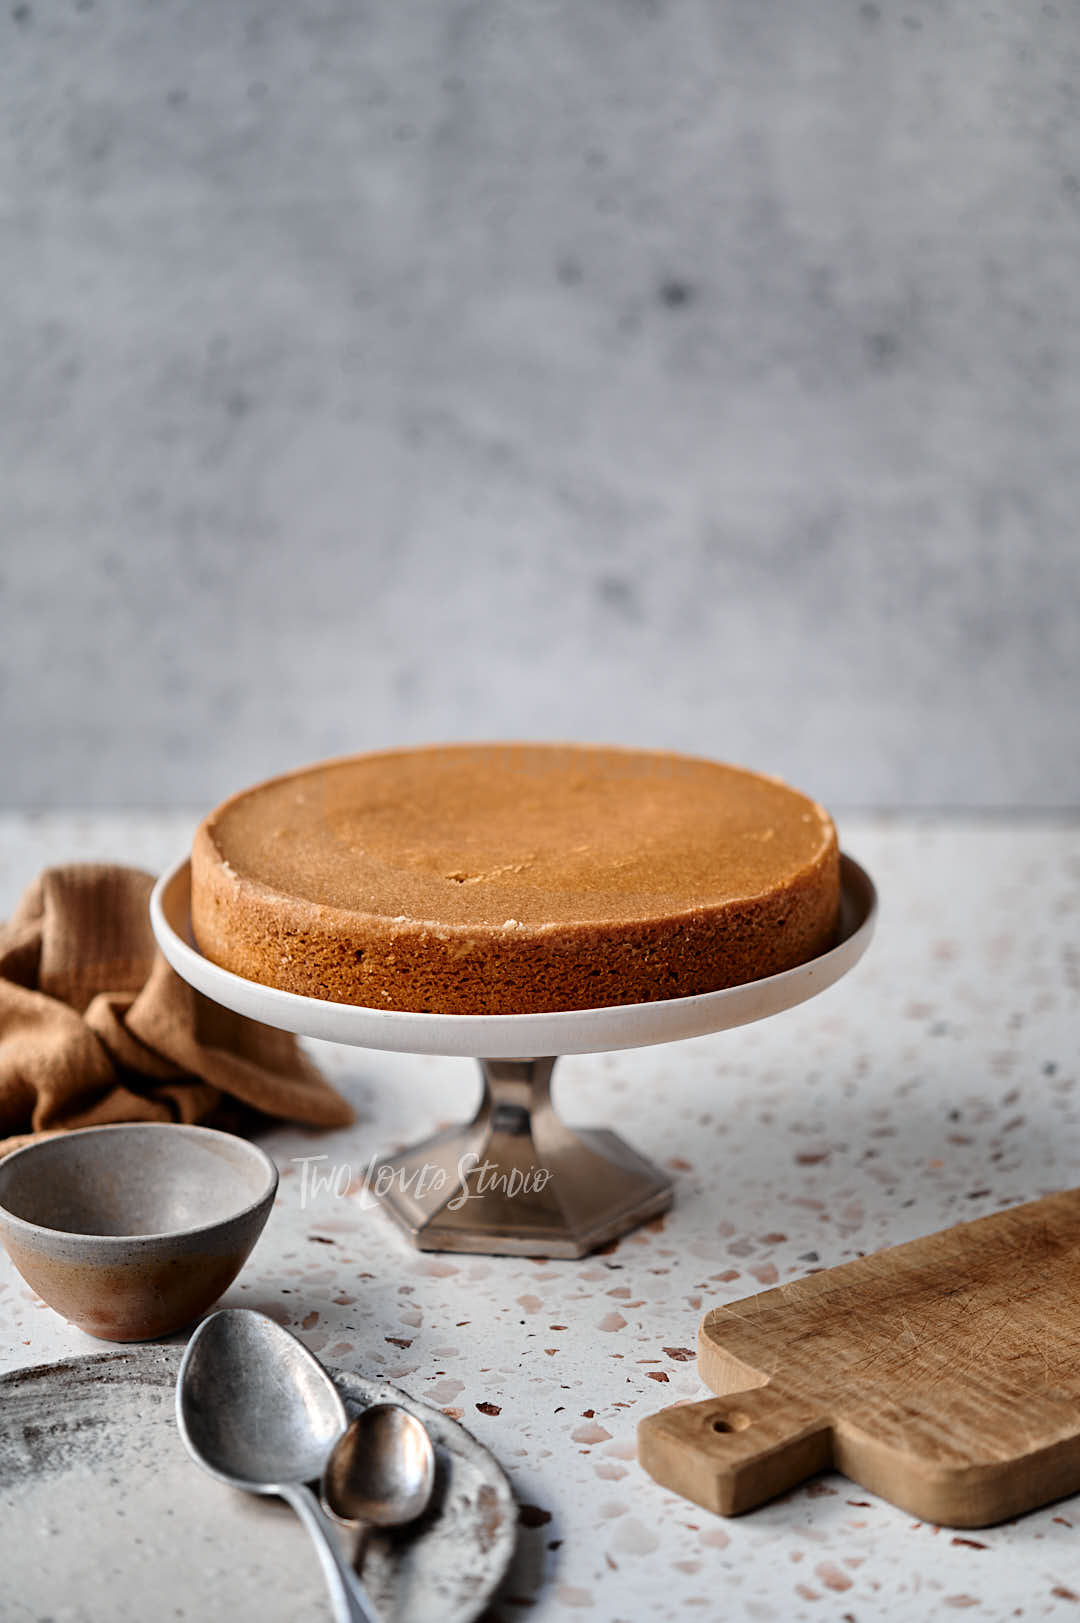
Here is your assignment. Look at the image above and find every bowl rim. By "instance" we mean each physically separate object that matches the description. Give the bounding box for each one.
[0,1122,280,1249]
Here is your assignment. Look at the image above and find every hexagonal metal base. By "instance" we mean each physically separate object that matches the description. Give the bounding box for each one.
[369,1058,673,1258]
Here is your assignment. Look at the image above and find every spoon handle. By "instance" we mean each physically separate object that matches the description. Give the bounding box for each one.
[280,1482,380,1623]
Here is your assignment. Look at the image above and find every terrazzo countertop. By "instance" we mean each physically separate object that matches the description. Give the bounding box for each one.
[0,812,1077,1622]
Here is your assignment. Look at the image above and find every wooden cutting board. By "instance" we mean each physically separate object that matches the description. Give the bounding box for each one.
[639,1190,1080,1527]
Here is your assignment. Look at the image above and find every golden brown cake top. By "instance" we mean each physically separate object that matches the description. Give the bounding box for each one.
[200,744,835,931]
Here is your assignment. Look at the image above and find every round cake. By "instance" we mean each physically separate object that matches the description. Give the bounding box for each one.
[190,744,840,1015]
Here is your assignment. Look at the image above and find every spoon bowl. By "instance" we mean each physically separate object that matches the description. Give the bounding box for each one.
[177,1307,346,1488]
[323,1403,436,1527]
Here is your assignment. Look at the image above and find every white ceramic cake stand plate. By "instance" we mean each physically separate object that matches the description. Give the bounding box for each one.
[151,856,876,1258]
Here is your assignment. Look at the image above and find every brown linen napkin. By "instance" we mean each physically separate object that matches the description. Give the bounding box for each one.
[0,864,353,1156]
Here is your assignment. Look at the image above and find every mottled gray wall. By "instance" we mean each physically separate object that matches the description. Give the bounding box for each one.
[3,1,1078,810]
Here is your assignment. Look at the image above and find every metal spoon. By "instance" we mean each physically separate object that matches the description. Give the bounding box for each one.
[176,1307,376,1623]
[322,1403,436,1557]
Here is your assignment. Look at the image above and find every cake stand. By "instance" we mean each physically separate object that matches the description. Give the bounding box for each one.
[150,856,876,1258]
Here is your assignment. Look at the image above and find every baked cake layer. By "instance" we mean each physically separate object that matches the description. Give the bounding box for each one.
[190,744,840,1015]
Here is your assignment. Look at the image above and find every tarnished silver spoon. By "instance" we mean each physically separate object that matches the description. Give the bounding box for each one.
[322,1402,436,1539]
[176,1308,376,1623]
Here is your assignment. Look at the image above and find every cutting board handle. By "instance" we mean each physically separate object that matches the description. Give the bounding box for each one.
[638,1385,833,1516]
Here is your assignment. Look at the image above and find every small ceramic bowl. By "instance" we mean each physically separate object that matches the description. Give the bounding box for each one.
[0,1123,278,1342]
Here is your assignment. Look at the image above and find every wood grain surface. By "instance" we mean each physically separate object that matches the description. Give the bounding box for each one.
[639,1190,1080,1527]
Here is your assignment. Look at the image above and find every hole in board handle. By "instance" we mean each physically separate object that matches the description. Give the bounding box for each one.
[712,1411,751,1434]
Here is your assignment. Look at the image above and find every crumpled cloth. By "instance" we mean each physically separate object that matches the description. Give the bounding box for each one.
[0,863,353,1157]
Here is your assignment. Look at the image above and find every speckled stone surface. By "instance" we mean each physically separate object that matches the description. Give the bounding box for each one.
[1,812,1078,1620]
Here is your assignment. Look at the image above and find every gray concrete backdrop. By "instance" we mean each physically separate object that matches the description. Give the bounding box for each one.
[2,1,1078,811]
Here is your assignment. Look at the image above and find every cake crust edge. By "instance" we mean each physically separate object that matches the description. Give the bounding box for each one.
[190,788,840,1016]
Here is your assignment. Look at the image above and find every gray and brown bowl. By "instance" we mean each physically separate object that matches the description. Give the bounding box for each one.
[0,1123,278,1341]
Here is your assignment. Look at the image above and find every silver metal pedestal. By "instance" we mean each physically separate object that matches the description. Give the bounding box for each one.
[369,1057,673,1258]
